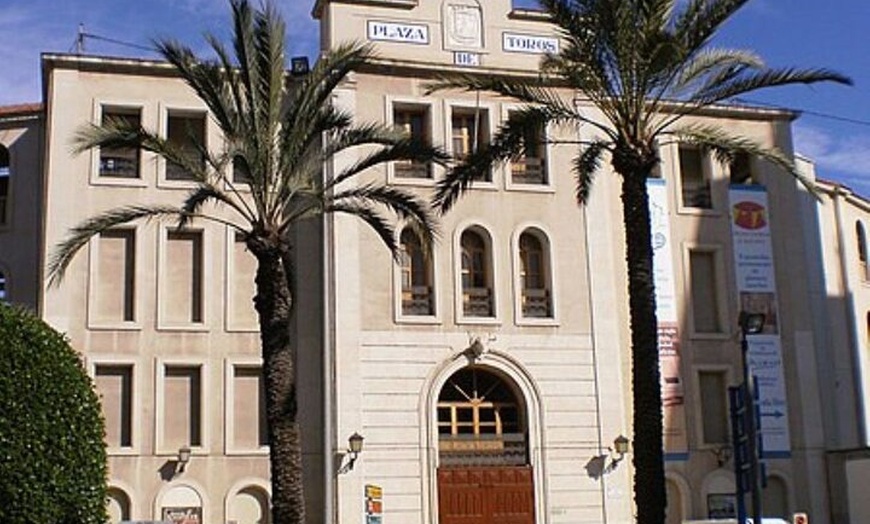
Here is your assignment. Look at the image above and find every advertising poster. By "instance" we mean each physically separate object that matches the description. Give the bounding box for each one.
[647,179,688,459]
[729,185,791,457]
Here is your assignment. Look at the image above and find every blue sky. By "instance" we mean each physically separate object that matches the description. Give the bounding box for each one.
[1,0,868,195]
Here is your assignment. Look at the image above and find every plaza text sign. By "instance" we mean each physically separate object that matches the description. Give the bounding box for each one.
[502,33,559,54]
[367,21,429,45]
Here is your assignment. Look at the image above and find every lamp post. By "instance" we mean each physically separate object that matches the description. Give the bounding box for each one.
[739,311,765,524]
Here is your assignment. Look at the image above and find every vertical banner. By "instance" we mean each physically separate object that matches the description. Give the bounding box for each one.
[647,179,689,459]
[729,185,791,458]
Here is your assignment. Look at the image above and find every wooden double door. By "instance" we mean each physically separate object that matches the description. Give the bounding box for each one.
[437,466,535,524]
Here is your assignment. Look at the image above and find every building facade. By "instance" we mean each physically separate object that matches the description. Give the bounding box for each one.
[0,1,865,523]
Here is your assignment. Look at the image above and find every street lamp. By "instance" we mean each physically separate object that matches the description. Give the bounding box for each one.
[738,311,765,524]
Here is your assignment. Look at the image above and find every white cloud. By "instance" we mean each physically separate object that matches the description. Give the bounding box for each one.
[794,123,870,196]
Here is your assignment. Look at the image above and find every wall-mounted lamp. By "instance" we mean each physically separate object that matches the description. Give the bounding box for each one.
[611,435,630,463]
[176,445,191,474]
[338,432,365,474]
[606,434,630,471]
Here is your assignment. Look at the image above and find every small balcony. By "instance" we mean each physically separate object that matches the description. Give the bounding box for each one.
[511,157,546,184]
[402,286,434,316]
[463,287,493,317]
[395,160,431,179]
[521,288,550,318]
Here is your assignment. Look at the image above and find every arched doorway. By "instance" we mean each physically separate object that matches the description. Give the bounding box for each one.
[436,366,534,524]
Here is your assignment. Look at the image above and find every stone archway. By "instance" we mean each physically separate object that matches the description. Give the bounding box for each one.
[436,366,534,524]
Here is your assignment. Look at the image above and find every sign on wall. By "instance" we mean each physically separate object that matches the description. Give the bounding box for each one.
[161,507,201,524]
[647,179,689,459]
[729,185,792,458]
[367,21,429,45]
[365,484,383,524]
[502,32,559,54]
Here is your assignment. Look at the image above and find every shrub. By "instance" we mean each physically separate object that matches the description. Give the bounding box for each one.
[0,304,107,524]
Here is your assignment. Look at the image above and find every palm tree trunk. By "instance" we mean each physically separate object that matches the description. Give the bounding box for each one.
[251,241,305,524]
[619,167,666,524]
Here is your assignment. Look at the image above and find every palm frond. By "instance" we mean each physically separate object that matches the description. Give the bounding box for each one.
[672,124,819,196]
[434,106,552,212]
[693,67,852,105]
[330,184,438,239]
[323,202,400,259]
[574,141,609,204]
[48,205,184,286]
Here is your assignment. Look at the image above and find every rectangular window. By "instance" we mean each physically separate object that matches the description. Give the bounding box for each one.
[100,107,141,178]
[163,365,202,448]
[729,152,753,184]
[699,370,729,445]
[689,249,723,334]
[451,107,490,181]
[166,112,206,181]
[229,232,258,329]
[679,145,712,208]
[95,365,133,448]
[232,366,267,448]
[393,104,431,179]
[165,230,204,324]
[94,229,136,323]
[510,116,547,184]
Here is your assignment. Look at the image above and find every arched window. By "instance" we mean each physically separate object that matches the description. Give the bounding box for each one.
[0,144,10,225]
[665,479,684,524]
[228,485,271,524]
[460,228,493,317]
[399,227,434,316]
[762,475,789,518]
[858,221,868,280]
[437,366,527,466]
[519,230,552,318]
[106,487,131,523]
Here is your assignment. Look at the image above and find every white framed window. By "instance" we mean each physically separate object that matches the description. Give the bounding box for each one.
[156,359,209,455]
[225,229,259,332]
[502,107,553,191]
[99,106,142,179]
[454,224,500,324]
[88,357,142,455]
[89,100,149,188]
[672,143,717,213]
[156,104,211,187]
[446,101,496,186]
[684,244,728,338]
[729,152,756,185]
[513,226,557,324]
[695,368,731,446]
[385,96,438,185]
[224,359,268,454]
[395,226,439,321]
[158,226,208,330]
[88,227,140,328]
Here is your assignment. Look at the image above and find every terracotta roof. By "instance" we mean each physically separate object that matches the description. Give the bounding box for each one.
[0,103,43,116]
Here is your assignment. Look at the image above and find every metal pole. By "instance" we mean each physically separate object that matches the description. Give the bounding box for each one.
[741,332,763,524]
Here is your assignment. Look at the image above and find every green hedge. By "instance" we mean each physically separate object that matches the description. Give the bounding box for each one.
[0,304,107,524]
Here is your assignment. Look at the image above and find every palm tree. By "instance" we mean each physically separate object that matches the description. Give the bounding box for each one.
[427,0,850,522]
[47,2,447,523]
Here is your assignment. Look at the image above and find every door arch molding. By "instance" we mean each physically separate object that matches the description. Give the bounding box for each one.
[419,349,547,524]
